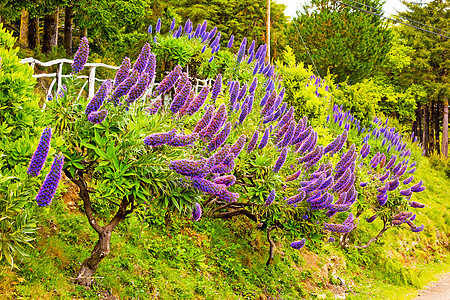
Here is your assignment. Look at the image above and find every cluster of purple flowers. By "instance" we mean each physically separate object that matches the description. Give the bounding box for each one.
[27,127,52,177]
[126,73,151,104]
[155,65,182,96]
[194,106,214,133]
[144,129,177,147]
[87,109,108,124]
[208,122,231,152]
[168,133,199,147]
[113,57,131,88]
[110,70,139,105]
[35,154,64,206]
[290,238,306,250]
[186,86,210,115]
[170,80,192,113]
[72,37,89,73]
[85,80,112,115]
[200,104,227,140]
[192,202,202,221]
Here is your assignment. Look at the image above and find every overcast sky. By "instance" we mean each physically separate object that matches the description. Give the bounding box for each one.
[273,0,413,18]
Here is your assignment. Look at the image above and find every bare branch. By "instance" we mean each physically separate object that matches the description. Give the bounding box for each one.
[266,225,277,266]
[211,209,258,222]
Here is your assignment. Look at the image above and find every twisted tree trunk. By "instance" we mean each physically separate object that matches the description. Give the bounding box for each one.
[64,169,135,286]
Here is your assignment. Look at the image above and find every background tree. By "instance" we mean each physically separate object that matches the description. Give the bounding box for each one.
[395,0,450,157]
[286,0,391,84]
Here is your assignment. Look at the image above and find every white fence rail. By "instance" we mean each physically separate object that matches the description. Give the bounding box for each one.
[20,57,214,106]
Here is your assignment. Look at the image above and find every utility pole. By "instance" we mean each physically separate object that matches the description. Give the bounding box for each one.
[266,0,270,62]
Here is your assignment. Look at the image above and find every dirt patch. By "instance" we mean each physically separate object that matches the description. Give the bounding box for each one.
[61,174,80,212]
[413,272,450,300]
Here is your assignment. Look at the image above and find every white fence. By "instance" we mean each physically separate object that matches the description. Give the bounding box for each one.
[20,57,214,105]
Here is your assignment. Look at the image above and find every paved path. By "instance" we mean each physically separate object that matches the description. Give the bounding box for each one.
[413,272,450,300]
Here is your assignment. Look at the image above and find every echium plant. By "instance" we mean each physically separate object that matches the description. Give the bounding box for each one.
[30,19,430,288]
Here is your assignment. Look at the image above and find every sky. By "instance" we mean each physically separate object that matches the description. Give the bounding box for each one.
[273,0,412,18]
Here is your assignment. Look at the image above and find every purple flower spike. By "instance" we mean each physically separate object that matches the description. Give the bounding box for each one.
[291,239,306,250]
[286,168,302,182]
[247,130,259,153]
[194,106,214,133]
[86,80,112,115]
[200,104,227,141]
[133,43,151,73]
[145,99,162,115]
[273,147,288,173]
[27,127,52,177]
[113,57,131,88]
[410,201,425,208]
[144,54,156,81]
[155,65,182,95]
[227,35,234,48]
[192,202,202,221]
[323,223,352,233]
[72,37,89,73]
[192,177,225,195]
[127,73,151,104]
[156,18,161,33]
[403,176,414,185]
[214,175,236,187]
[236,37,247,64]
[249,77,258,95]
[35,154,64,206]
[230,134,247,158]
[287,191,306,205]
[187,85,210,115]
[258,128,270,149]
[360,182,368,187]
[87,109,108,124]
[171,81,192,113]
[410,224,424,233]
[110,70,140,105]
[208,122,231,152]
[265,189,276,206]
[211,73,222,103]
[168,133,199,147]
[148,25,152,34]
[170,159,206,177]
[144,129,176,147]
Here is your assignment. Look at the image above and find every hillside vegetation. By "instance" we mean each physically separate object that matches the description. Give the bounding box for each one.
[0,14,449,300]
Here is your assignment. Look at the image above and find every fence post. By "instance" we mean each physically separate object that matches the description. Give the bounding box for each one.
[56,62,63,95]
[88,66,97,99]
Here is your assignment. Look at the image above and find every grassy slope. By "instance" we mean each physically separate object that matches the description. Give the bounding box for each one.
[0,146,449,300]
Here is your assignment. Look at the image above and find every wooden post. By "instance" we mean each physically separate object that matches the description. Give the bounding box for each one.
[266,0,270,62]
[443,97,449,158]
[88,66,97,99]
[56,62,63,96]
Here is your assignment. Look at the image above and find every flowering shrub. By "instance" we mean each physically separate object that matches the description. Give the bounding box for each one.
[26,18,428,284]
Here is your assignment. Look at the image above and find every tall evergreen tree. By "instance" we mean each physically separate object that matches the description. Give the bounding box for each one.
[286,0,392,84]
[397,0,450,157]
